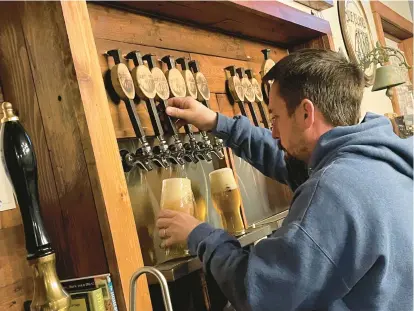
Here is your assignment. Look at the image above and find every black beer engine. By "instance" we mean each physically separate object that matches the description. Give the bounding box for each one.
[1,102,70,310]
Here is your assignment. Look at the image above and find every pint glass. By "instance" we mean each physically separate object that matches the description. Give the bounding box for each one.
[209,168,245,236]
[160,178,195,258]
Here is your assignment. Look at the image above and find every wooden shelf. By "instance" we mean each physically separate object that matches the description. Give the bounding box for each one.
[104,0,331,47]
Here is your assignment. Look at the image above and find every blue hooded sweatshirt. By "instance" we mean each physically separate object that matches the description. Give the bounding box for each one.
[187,113,413,311]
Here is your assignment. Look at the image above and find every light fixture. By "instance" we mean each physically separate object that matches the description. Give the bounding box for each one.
[359,42,412,100]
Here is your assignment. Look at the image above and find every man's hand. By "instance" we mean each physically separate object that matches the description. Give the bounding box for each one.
[166,97,218,131]
[156,209,202,248]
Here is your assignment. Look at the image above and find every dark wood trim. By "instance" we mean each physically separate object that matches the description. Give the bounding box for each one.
[103,0,332,47]
[371,1,413,39]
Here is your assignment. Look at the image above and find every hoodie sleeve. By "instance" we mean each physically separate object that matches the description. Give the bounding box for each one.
[212,113,289,184]
[188,190,350,311]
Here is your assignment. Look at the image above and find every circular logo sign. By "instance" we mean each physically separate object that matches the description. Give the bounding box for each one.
[338,0,376,86]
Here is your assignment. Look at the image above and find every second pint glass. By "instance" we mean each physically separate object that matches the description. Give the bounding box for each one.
[209,168,245,236]
[160,178,195,258]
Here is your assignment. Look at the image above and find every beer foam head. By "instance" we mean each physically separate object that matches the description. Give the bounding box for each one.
[161,178,192,202]
[209,168,238,194]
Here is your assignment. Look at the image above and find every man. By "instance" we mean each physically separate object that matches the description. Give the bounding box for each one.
[156,49,413,310]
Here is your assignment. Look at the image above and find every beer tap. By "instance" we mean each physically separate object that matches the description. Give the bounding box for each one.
[161,55,211,162]
[225,65,248,116]
[141,53,188,165]
[246,69,270,129]
[236,67,260,127]
[1,102,70,311]
[106,49,153,172]
[177,57,220,161]
[188,59,225,160]
[260,49,276,104]
[126,50,171,168]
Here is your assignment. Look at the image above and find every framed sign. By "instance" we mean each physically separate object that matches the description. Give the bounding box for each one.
[338,0,376,86]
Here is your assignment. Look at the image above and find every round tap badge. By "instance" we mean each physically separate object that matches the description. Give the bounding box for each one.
[151,67,170,101]
[195,72,210,101]
[168,68,187,98]
[251,78,264,102]
[183,70,198,99]
[111,63,135,100]
[133,65,156,99]
[262,58,275,77]
[232,76,245,102]
[241,78,255,103]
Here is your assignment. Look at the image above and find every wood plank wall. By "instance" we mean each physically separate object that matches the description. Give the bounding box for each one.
[87,3,288,138]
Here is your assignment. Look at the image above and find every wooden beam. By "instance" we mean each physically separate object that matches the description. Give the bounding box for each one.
[60,1,152,310]
[102,0,331,47]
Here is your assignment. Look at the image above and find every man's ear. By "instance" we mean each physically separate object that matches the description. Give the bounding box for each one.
[298,99,315,129]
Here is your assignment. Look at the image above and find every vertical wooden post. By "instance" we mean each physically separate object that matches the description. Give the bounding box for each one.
[60,1,152,310]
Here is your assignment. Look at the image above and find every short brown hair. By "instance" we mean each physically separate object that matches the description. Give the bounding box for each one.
[264,49,364,126]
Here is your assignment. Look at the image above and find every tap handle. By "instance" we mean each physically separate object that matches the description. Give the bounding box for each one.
[161,55,176,70]
[107,49,123,64]
[188,60,201,73]
[158,100,179,136]
[237,102,248,117]
[176,57,190,71]
[125,50,144,67]
[261,48,271,60]
[146,99,164,137]
[245,69,254,79]
[142,53,158,69]
[247,102,260,127]
[107,49,148,142]
[236,67,246,78]
[225,65,237,77]
[1,102,53,259]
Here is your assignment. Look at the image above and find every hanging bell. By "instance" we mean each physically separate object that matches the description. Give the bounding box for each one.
[372,65,406,92]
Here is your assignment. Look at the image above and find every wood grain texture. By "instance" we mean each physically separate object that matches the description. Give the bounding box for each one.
[0,226,33,311]
[88,3,288,63]
[21,1,107,278]
[398,37,413,84]
[371,1,413,38]
[0,1,72,280]
[111,0,331,46]
[60,1,152,310]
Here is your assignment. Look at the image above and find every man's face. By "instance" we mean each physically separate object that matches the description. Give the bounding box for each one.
[268,83,307,160]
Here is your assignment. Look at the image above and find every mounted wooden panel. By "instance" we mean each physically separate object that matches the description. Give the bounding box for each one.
[88,3,289,63]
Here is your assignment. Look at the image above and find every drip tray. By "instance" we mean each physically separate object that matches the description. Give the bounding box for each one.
[147,224,274,284]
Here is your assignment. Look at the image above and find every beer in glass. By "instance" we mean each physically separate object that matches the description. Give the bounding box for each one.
[209,168,245,236]
[160,178,195,258]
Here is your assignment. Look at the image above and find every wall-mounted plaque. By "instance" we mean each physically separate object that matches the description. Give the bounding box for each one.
[338,0,376,86]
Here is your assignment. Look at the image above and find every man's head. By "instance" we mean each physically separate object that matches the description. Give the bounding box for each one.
[264,49,364,162]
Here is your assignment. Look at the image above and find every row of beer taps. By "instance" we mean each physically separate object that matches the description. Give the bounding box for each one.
[225,49,275,130]
[104,49,224,172]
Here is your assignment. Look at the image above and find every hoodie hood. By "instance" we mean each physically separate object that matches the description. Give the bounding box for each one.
[309,113,413,179]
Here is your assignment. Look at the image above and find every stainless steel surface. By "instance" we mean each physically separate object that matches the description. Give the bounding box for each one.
[147,225,273,284]
[121,138,222,266]
[130,266,173,311]
[232,155,291,226]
